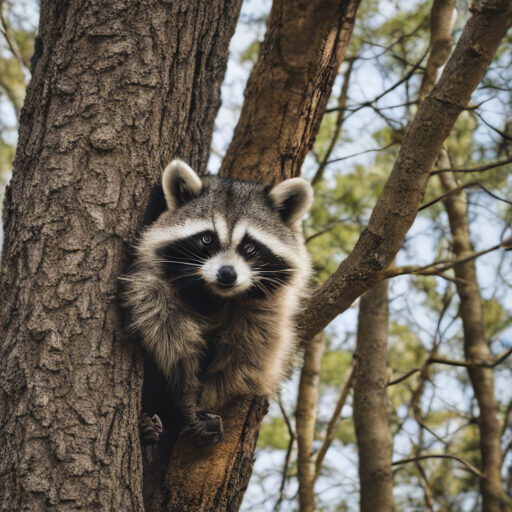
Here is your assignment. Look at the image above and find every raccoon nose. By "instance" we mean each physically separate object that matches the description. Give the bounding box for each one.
[217,266,237,285]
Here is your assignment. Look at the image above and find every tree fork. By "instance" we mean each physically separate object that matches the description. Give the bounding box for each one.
[0,0,242,509]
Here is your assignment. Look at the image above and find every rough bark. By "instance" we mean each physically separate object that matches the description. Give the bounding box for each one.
[296,332,324,512]
[299,0,512,342]
[165,1,363,508]
[165,398,268,512]
[353,280,395,512]
[0,0,242,509]
[220,0,362,185]
[440,170,511,512]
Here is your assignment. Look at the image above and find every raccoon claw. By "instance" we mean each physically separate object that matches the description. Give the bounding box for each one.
[140,413,163,444]
[182,411,224,446]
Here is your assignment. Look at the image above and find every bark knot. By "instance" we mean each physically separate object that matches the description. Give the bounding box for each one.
[90,126,119,151]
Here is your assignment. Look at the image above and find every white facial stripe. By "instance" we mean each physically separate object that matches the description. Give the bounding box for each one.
[140,219,214,252]
[244,225,299,266]
[213,214,229,245]
[201,252,252,295]
[231,221,248,247]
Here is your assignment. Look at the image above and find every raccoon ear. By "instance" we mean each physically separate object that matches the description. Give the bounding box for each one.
[162,160,202,211]
[269,178,313,226]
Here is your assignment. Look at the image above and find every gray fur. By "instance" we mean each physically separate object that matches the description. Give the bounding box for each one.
[123,161,312,444]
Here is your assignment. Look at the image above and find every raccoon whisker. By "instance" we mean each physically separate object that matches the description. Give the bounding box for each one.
[171,242,209,262]
[251,281,268,296]
[253,272,290,281]
[168,271,203,282]
[251,281,277,305]
[152,259,204,267]
[253,269,294,274]
[256,276,289,287]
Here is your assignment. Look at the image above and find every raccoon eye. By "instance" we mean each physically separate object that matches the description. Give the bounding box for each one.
[201,234,212,244]
[244,243,256,254]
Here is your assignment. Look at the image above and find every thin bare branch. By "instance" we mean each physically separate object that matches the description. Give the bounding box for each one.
[431,156,512,176]
[388,346,512,387]
[392,454,484,479]
[419,181,478,211]
[0,0,30,73]
[274,400,295,512]
[380,240,510,280]
[325,142,398,166]
[311,58,355,186]
[387,367,422,387]
[314,362,355,479]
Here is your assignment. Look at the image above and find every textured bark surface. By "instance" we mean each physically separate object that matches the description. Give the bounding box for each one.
[440,171,511,512]
[299,0,512,342]
[0,0,242,509]
[220,0,362,185]
[296,332,324,512]
[353,280,395,512]
[165,398,268,512]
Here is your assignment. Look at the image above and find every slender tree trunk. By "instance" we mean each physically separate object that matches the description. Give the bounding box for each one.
[0,0,242,509]
[296,332,324,512]
[353,280,395,512]
[418,3,509,508]
[165,1,363,509]
[439,169,512,512]
[419,0,456,101]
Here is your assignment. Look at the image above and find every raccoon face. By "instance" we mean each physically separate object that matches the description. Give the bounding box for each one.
[145,160,313,305]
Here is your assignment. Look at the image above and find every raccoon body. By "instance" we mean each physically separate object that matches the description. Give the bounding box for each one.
[123,160,313,445]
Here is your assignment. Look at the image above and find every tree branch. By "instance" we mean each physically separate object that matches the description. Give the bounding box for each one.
[298,0,512,342]
[388,345,512,387]
[430,156,512,175]
[380,239,511,280]
[392,454,484,479]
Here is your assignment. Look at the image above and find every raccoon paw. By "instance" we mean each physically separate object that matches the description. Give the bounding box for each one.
[140,413,163,444]
[183,411,224,446]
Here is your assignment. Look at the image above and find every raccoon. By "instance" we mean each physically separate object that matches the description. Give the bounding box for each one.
[123,160,313,445]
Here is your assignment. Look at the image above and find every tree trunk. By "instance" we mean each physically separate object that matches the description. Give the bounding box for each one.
[299,0,512,341]
[0,0,242,509]
[353,280,395,512]
[296,332,324,512]
[439,169,512,512]
[220,0,362,185]
[419,0,456,101]
[164,1,362,509]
